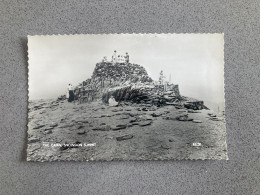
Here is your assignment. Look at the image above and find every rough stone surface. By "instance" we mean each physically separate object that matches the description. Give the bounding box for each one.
[0,1,259,195]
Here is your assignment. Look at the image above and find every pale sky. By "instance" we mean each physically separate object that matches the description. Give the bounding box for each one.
[28,34,225,110]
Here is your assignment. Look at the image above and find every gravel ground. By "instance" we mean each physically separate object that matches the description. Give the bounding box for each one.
[27,99,228,161]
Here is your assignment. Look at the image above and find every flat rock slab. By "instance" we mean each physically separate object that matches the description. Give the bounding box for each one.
[138,120,152,126]
[116,134,134,141]
[111,108,123,112]
[45,130,53,134]
[151,112,162,117]
[33,125,45,129]
[59,124,74,128]
[209,117,222,121]
[49,123,58,127]
[28,138,40,143]
[120,115,130,119]
[188,110,201,113]
[193,120,202,123]
[92,125,110,131]
[111,124,127,130]
[44,126,54,130]
[176,115,193,121]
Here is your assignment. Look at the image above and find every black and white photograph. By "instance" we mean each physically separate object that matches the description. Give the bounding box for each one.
[27,34,227,161]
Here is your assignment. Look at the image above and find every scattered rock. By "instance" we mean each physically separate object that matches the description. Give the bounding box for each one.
[193,120,202,123]
[142,115,153,120]
[208,113,216,117]
[163,116,176,120]
[59,124,74,128]
[138,120,152,126]
[111,108,123,112]
[184,100,207,110]
[174,105,184,109]
[116,134,134,141]
[44,126,54,131]
[151,112,162,117]
[120,115,129,119]
[45,130,53,134]
[92,125,111,131]
[129,117,137,123]
[142,107,149,111]
[188,110,201,113]
[111,124,127,130]
[49,123,58,127]
[149,106,157,111]
[131,122,139,125]
[28,138,40,143]
[77,125,84,129]
[33,125,45,129]
[176,114,193,121]
[81,120,89,123]
[127,123,133,127]
[77,130,86,135]
[100,114,111,118]
[129,112,138,117]
[161,144,171,149]
[109,97,118,106]
[209,117,222,121]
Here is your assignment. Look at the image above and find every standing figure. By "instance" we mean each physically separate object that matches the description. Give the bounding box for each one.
[125,52,129,63]
[102,56,108,62]
[112,50,117,64]
[159,70,164,85]
[68,84,74,102]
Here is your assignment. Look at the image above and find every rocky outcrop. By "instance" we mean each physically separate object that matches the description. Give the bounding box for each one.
[102,84,181,107]
[68,61,207,110]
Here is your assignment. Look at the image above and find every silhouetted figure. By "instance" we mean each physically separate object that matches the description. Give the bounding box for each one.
[125,52,129,63]
[112,50,117,63]
[68,84,74,102]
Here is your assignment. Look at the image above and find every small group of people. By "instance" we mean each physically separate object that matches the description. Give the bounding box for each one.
[111,50,129,63]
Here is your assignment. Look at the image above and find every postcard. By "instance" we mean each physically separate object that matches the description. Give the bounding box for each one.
[27,34,227,161]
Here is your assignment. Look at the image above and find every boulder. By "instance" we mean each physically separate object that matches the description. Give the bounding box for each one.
[109,97,118,107]
[176,114,193,121]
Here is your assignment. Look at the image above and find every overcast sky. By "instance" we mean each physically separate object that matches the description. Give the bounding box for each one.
[28,34,224,109]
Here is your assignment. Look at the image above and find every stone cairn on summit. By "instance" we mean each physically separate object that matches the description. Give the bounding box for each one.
[64,51,207,110]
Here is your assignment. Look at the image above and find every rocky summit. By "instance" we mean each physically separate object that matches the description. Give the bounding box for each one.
[70,62,207,109]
